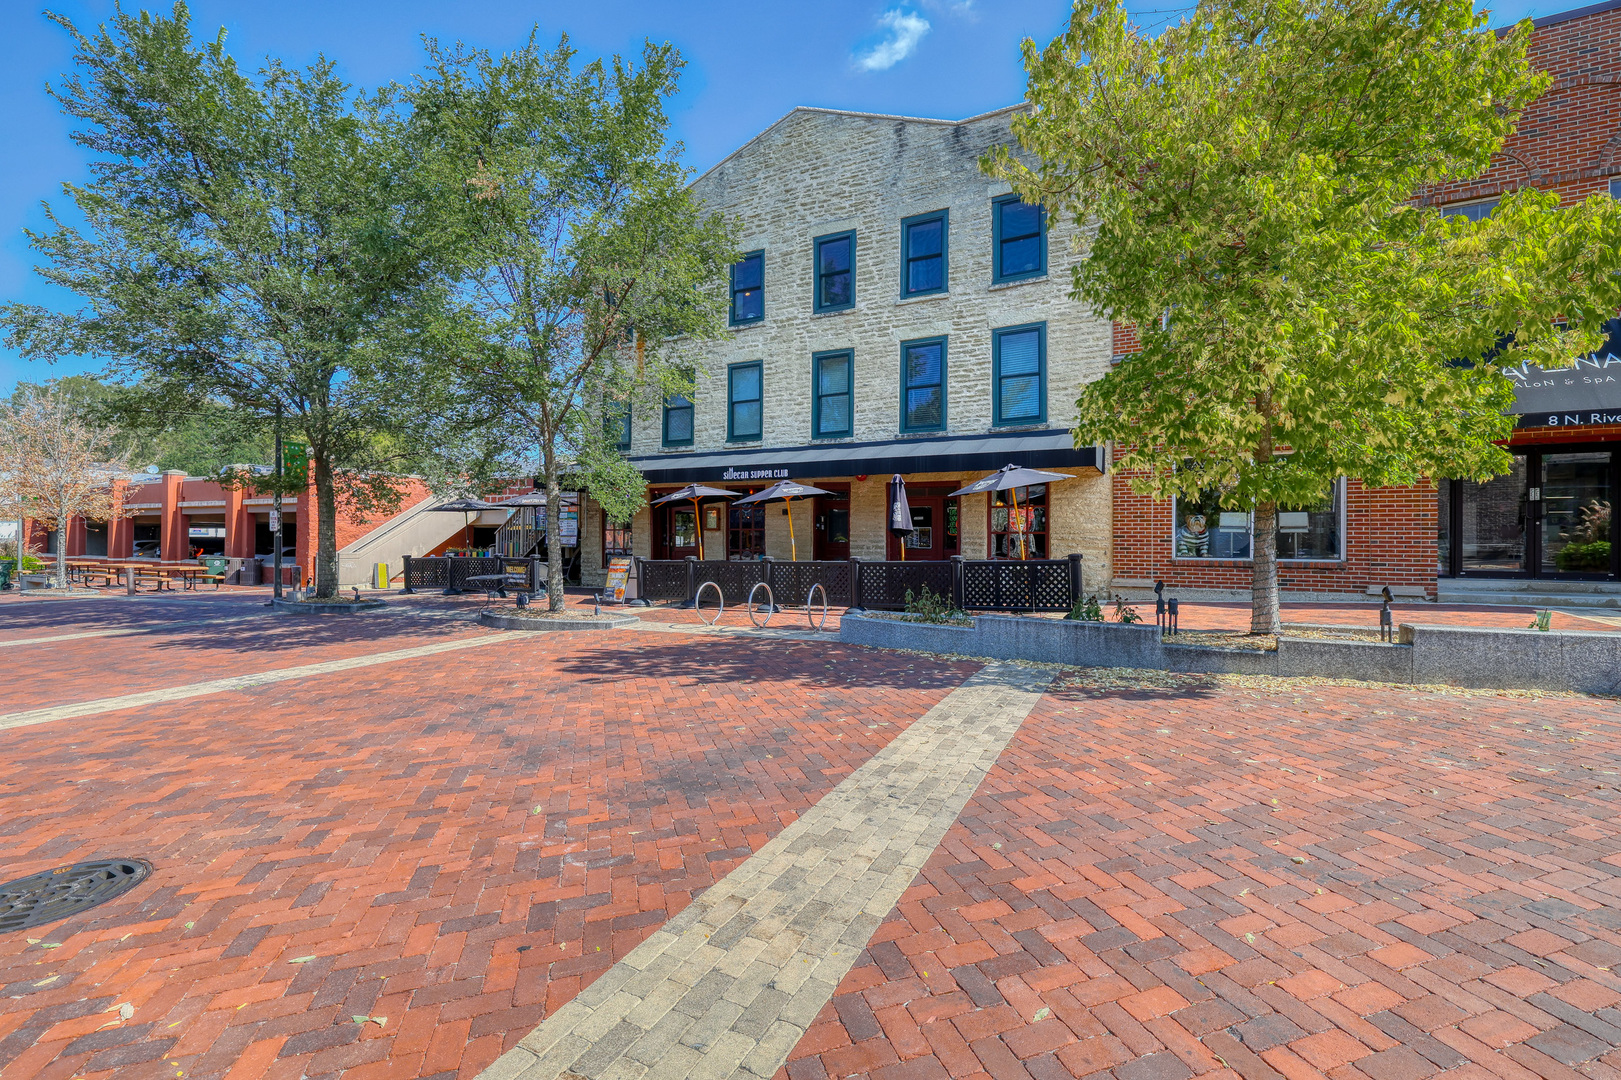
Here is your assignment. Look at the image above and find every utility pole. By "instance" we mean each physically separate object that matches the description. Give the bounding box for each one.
[272,401,284,601]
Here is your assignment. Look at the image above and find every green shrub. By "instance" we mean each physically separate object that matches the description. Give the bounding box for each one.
[1065,595,1105,621]
[1113,597,1142,624]
[1554,540,1610,572]
[1528,609,1552,632]
[903,586,960,624]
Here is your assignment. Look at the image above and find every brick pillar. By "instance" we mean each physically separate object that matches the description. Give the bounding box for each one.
[108,479,133,558]
[160,470,186,563]
[224,484,252,559]
[66,515,87,557]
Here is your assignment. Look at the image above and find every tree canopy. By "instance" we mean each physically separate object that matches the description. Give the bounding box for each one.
[2,2,438,595]
[986,0,1621,630]
[406,34,736,608]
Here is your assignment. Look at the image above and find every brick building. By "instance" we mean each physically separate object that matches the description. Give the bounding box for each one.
[1111,0,1621,601]
[598,106,1115,585]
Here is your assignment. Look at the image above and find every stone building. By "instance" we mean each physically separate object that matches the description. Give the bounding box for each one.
[579,105,1115,587]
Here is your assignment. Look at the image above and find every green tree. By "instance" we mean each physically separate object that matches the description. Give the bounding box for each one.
[986,0,1621,632]
[2,3,436,595]
[406,34,736,610]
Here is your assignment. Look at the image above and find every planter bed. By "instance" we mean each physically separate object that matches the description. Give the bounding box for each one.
[272,598,387,615]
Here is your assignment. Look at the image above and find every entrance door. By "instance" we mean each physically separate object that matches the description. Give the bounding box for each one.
[814,490,850,560]
[1540,451,1613,576]
[1444,447,1617,579]
[657,504,698,559]
[886,495,960,560]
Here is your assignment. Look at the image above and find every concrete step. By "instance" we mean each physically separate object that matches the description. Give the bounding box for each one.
[1437,587,1621,609]
[1441,577,1621,596]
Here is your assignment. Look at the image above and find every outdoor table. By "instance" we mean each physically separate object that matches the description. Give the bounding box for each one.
[169,566,208,590]
[464,572,529,600]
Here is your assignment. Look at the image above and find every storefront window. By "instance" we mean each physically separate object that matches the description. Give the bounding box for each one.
[990,485,1047,558]
[1173,490,1251,559]
[1438,482,1452,576]
[729,500,764,559]
[1276,486,1341,560]
[1542,452,1611,574]
[1173,483,1342,560]
[604,518,632,558]
[1461,457,1526,573]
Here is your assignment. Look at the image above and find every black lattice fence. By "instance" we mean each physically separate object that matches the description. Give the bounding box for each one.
[637,559,691,602]
[853,561,955,611]
[403,556,542,593]
[402,556,448,591]
[768,560,854,607]
[629,554,1080,612]
[959,557,1079,613]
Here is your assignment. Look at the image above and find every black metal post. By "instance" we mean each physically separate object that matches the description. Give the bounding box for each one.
[271,401,284,602]
[1167,597,1179,634]
[951,555,966,611]
[402,555,415,594]
[1067,553,1083,611]
[682,555,697,609]
[847,557,864,614]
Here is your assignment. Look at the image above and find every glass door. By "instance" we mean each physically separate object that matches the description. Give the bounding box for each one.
[1540,451,1612,576]
[1459,456,1528,574]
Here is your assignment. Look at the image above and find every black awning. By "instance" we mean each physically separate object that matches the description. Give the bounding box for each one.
[627,428,1103,485]
[1510,321,1621,428]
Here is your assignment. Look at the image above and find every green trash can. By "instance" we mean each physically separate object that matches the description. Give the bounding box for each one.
[0,560,12,590]
[200,555,230,589]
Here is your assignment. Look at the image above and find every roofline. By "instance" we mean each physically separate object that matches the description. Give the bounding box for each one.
[1528,0,1621,28]
[690,103,1025,189]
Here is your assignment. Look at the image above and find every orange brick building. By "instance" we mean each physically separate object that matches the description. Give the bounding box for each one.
[1112,0,1621,599]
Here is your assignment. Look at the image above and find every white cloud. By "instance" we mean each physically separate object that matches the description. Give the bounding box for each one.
[921,0,974,14]
[853,8,932,72]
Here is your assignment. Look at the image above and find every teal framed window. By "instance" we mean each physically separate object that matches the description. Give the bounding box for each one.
[900,336,947,433]
[730,250,764,325]
[605,401,632,451]
[992,196,1045,283]
[728,361,762,442]
[813,231,855,313]
[662,391,693,447]
[812,350,852,439]
[901,211,947,297]
[992,323,1045,425]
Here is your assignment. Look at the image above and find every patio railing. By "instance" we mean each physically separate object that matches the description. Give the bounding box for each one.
[401,555,545,594]
[632,553,1082,613]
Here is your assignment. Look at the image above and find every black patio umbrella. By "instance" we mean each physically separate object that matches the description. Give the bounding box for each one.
[732,480,836,562]
[887,474,913,561]
[651,484,739,561]
[949,464,1075,560]
[430,497,501,550]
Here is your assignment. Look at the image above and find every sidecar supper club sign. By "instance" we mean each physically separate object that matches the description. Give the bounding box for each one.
[1510,323,1621,428]
[721,466,791,481]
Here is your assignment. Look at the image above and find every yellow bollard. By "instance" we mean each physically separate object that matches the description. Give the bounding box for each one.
[374,562,389,590]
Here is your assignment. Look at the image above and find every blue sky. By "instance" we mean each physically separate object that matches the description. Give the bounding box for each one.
[0,0,1557,394]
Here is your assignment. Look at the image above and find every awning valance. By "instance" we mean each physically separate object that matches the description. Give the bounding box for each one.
[1510,321,1621,428]
[627,428,1103,485]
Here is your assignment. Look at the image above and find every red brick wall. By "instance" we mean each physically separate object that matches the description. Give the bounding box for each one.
[1112,473,1438,596]
[1510,421,1621,446]
[1422,7,1621,210]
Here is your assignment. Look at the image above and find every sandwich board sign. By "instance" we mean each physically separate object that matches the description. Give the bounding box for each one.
[605,557,633,603]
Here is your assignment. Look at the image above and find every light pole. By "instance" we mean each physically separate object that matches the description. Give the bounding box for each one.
[272,401,284,601]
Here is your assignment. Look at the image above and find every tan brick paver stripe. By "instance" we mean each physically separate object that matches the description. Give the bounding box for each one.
[0,632,509,730]
[479,661,1052,1080]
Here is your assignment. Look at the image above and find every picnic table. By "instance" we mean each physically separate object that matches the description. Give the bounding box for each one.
[464,573,530,600]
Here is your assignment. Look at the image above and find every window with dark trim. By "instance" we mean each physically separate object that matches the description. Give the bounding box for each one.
[1442,198,1499,222]
[728,361,762,442]
[990,485,1047,559]
[813,231,855,312]
[992,323,1046,425]
[992,196,1046,282]
[730,250,764,325]
[604,401,632,451]
[901,211,947,297]
[812,350,852,439]
[662,390,693,447]
[604,516,632,558]
[900,336,946,433]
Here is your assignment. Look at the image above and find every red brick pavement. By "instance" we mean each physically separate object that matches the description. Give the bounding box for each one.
[784,673,1621,1080]
[1148,602,1616,634]
[0,628,977,1080]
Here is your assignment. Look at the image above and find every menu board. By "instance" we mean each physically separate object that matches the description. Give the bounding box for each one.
[605,557,633,603]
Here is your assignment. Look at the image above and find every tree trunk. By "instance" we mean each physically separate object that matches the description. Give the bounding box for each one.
[1251,501,1282,634]
[313,452,339,598]
[542,441,564,612]
[55,483,68,588]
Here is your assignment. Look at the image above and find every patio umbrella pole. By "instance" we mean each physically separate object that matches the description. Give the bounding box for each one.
[787,499,797,561]
[1010,486,1025,560]
[692,497,703,562]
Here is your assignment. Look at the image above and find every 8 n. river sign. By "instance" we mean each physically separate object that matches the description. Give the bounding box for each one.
[1510,321,1621,428]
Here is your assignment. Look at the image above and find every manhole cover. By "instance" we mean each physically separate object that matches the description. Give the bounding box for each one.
[0,859,152,933]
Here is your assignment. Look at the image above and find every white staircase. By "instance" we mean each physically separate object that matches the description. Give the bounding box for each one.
[336,495,467,587]
[1438,577,1621,610]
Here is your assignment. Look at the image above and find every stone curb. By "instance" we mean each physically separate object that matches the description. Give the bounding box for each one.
[478,611,639,632]
[838,612,1621,694]
[272,599,387,615]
